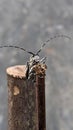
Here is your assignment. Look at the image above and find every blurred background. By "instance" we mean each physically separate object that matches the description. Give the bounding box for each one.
[0,0,73,130]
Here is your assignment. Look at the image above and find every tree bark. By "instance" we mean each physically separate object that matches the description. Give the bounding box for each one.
[6,65,46,130]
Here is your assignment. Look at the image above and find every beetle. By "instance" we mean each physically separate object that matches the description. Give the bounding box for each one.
[0,35,71,82]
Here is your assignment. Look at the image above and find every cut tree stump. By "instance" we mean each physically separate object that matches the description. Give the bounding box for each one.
[6,65,46,130]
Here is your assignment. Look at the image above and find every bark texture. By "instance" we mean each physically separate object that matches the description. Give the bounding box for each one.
[6,65,46,130]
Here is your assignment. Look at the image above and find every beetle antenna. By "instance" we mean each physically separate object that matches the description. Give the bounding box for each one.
[0,45,35,55]
[36,34,71,55]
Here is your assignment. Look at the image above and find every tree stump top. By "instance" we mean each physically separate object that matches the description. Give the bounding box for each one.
[6,65,27,78]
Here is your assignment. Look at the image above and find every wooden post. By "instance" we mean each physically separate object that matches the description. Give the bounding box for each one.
[6,65,46,130]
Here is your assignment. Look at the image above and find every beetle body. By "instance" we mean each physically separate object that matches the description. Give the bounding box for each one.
[0,34,71,82]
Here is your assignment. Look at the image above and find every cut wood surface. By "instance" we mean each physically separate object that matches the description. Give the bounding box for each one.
[6,65,27,78]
